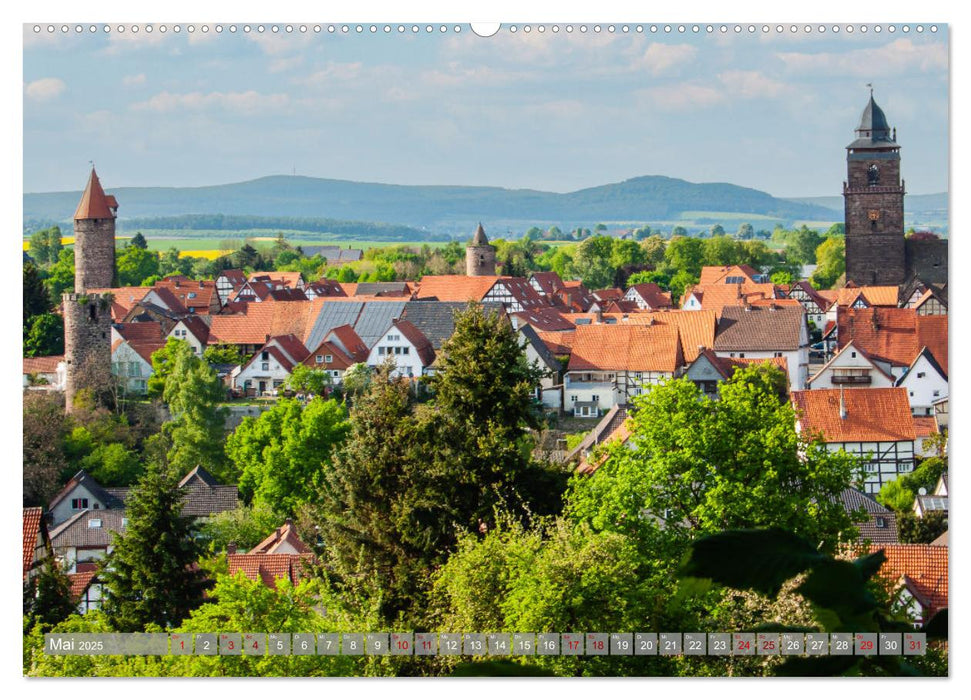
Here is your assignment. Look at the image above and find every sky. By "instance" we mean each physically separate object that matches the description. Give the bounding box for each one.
[23,23,949,199]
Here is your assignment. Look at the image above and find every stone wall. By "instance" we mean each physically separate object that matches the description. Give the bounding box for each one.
[906,238,949,285]
[73,218,116,291]
[844,155,907,285]
[63,292,113,413]
[466,244,497,276]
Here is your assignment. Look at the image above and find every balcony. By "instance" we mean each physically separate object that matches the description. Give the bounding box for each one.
[832,374,872,385]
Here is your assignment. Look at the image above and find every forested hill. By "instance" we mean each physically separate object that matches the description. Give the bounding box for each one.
[24,174,839,234]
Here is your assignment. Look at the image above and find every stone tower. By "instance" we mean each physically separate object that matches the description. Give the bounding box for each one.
[73,167,118,290]
[466,222,496,276]
[63,168,117,412]
[843,90,906,286]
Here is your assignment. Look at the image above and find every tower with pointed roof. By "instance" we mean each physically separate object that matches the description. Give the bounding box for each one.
[63,167,117,412]
[466,222,497,276]
[73,167,118,290]
[843,90,906,286]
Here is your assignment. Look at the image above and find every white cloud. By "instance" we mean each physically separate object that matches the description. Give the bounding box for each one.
[102,29,169,54]
[636,83,724,111]
[293,61,364,86]
[631,43,698,76]
[777,39,947,77]
[24,77,66,101]
[246,31,314,56]
[122,73,147,87]
[421,62,526,88]
[717,70,792,99]
[268,56,304,74]
[130,90,290,114]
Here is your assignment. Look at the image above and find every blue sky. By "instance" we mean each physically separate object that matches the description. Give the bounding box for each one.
[23,23,949,197]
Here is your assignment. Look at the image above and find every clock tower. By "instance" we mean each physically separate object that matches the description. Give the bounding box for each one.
[843,90,906,285]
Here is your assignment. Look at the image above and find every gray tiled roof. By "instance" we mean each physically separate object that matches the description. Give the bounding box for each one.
[714,305,806,352]
[400,301,504,350]
[181,484,239,518]
[304,300,409,350]
[838,488,899,544]
[50,510,127,548]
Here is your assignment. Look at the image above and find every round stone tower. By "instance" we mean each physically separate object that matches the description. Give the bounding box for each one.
[73,167,118,291]
[63,167,117,412]
[466,222,497,276]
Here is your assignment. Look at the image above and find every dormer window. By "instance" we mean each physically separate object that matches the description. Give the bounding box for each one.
[88,519,102,529]
[876,517,887,528]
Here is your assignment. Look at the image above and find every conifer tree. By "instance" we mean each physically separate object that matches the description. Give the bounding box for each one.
[24,556,76,628]
[99,447,207,631]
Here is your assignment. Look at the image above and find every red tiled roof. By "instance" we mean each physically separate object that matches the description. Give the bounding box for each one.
[869,543,948,616]
[529,271,565,295]
[792,388,916,443]
[227,553,313,589]
[512,307,575,332]
[208,299,314,346]
[603,299,642,314]
[620,310,717,363]
[576,420,633,475]
[114,322,168,363]
[838,308,948,374]
[74,168,117,220]
[593,288,624,301]
[152,276,219,312]
[326,324,369,362]
[250,520,312,555]
[416,275,500,302]
[698,264,760,286]
[88,286,151,319]
[913,416,939,439]
[23,507,44,580]
[683,282,779,317]
[626,283,674,309]
[835,285,900,307]
[68,570,98,601]
[23,355,63,374]
[568,323,683,373]
[536,330,575,355]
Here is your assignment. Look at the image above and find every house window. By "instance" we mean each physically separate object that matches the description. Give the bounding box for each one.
[876,517,887,528]
[570,395,578,403]
[739,353,746,358]
[331,370,340,378]
[774,352,783,358]
[71,498,89,510]
[261,351,269,361]
[917,372,926,379]
[316,355,324,364]
[88,519,102,529]
[325,355,333,363]
[378,347,386,356]
[851,352,857,358]
[394,347,402,355]
[403,347,410,355]
[592,394,600,402]
[262,363,270,371]
[933,390,940,397]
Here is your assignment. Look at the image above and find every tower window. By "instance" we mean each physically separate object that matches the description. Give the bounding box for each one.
[89,304,96,321]
[867,164,880,185]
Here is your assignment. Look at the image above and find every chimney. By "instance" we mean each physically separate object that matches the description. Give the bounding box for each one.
[839,387,847,420]
[227,542,237,555]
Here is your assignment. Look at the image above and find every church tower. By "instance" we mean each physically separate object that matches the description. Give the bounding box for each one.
[63,168,117,412]
[466,222,497,276]
[843,90,906,285]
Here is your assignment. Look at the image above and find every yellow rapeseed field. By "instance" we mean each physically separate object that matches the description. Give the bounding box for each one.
[23,236,75,250]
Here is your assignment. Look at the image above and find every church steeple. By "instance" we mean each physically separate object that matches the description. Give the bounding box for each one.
[848,89,897,150]
[74,167,118,221]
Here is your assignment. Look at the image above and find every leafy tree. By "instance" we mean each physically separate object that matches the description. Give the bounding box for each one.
[197,503,285,553]
[784,225,823,265]
[668,270,699,303]
[737,222,755,239]
[24,555,76,628]
[23,313,64,357]
[609,239,647,270]
[341,362,372,397]
[23,392,69,507]
[226,397,349,516]
[703,235,741,266]
[566,367,859,554]
[626,270,671,289]
[572,236,616,289]
[664,236,705,276]
[897,511,948,544]
[158,247,192,277]
[876,456,947,513]
[710,224,726,237]
[29,226,63,266]
[45,248,75,298]
[671,226,689,238]
[632,225,652,240]
[812,236,846,289]
[81,442,142,486]
[203,343,245,366]
[99,457,208,631]
[128,232,148,249]
[639,234,666,264]
[23,262,51,322]
[116,246,160,286]
[826,223,845,237]
[147,337,182,399]
[286,364,332,396]
[160,339,229,479]
[771,270,795,286]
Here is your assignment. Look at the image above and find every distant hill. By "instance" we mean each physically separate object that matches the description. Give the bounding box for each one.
[24,174,842,237]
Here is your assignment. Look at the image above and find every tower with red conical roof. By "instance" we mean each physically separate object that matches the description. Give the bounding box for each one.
[73,167,118,291]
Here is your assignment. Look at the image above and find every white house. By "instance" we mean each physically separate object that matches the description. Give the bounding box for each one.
[518,325,563,411]
[366,319,435,379]
[564,323,684,416]
[806,341,895,391]
[166,316,210,355]
[46,470,128,527]
[895,348,948,417]
[622,283,673,311]
[713,305,810,390]
[232,334,309,395]
[23,355,66,391]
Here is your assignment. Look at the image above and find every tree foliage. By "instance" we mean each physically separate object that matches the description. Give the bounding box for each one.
[24,312,64,357]
[24,556,76,629]
[99,458,208,631]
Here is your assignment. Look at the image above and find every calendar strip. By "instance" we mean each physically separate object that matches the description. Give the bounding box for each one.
[44,632,927,656]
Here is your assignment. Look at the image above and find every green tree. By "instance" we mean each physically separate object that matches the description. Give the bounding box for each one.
[572,236,616,289]
[626,270,671,289]
[286,364,332,396]
[771,270,795,286]
[664,236,705,276]
[203,344,245,366]
[99,457,208,631]
[784,225,823,265]
[45,248,75,298]
[826,223,845,237]
[197,503,284,552]
[128,232,148,249]
[116,246,160,286]
[632,225,653,240]
[23,392,69,507]
[739,240,774,270]
[668,270,699,303]
[28,226,63,266]
[158,248,192,277]
[737,222,755,239]
[341,363,372,397]
[710,224,726,237]
[671,225,689,238]
[609,238,647,270]
[703,235,741,266]
[23,313,64,357]
[226,397,349,516]
[811,236,846,289]
[24,555,77,629]
[81,442,142,486]
[23,262,51,322]
[897,511,948,544]
[567,367,859,554]
[160,340,229,479]
[640,234,666,264]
